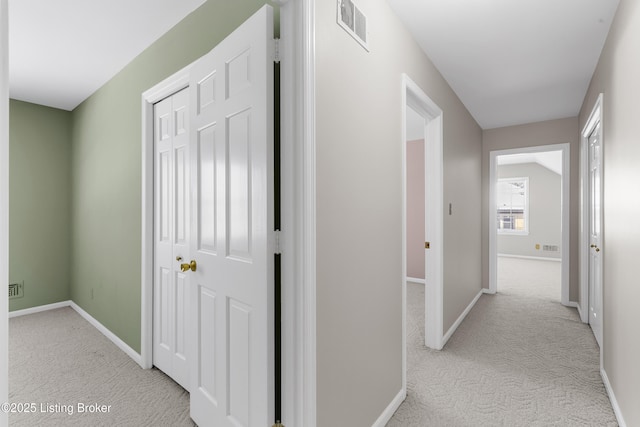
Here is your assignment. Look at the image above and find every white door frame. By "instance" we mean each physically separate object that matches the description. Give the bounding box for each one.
[580,94,604,348]
[1,0,9,422]
[401,74,444,394]
[488,143,571,306]
[277,0,317,425]
[141,1,315,425]
[141,64,193,370]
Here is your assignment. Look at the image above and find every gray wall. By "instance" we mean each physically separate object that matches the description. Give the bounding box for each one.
[497,163,561,259]
[579,0,640,424]
[482,118,579,301]
[316,0,483,424]
[9,100,71,311]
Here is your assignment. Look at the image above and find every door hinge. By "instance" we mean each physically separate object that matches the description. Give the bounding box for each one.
[275,229,282,254]
[273,38,281,63]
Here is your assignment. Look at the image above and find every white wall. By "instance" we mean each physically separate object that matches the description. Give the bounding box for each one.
[579,0,640,424]
[497,163,561,259]
[315,0,482,424]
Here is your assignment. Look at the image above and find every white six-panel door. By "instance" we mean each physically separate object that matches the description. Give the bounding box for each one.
[588,122,603,347]
[153,87,191,390]
[187,6,274,427]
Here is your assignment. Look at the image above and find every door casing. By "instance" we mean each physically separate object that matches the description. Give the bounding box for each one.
[488,143,571,306]
[580,93,604,366]
[401,73,445,399]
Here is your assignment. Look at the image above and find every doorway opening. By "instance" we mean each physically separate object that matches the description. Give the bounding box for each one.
[489,144,570,306]
[401,74,444,395]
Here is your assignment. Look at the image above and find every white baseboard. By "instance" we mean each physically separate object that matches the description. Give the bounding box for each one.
[371,388,405,427]
[406,277,425,285]
[575,303,586,323]
[601,368,627,427]
[498,253,561,262]
[69,302,143,367]
[9,300,143,368]
[442,289,483,346]
[8,300,71,318]
[482,288,495,295]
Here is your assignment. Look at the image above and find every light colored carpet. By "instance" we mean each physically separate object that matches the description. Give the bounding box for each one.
[9,307,195,426]
[388,258,617,426]
[498,256,561,301]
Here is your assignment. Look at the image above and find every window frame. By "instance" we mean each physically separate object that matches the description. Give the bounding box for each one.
[496,176,529,235]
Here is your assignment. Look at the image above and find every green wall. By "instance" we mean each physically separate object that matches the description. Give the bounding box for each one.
[70,0,277,353]
[9,100,71,311]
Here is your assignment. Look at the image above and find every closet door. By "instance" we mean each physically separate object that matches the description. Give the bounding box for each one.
[187,5,275,426]
[153,87,191,391]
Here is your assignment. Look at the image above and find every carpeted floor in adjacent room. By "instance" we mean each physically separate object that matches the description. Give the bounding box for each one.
[9,307,194,427]
[387,257,617,426]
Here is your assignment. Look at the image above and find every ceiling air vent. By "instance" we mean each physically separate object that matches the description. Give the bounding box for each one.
[337,0,369,51]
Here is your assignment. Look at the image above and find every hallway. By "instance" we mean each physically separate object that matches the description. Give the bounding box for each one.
[388,276,616,426]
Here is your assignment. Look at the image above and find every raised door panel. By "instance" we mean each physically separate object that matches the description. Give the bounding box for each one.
[189,6,273,427]
[153,87,191,391]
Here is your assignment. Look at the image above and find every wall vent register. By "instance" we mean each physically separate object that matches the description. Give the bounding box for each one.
[337,0,369,51]
[9,282,24,299]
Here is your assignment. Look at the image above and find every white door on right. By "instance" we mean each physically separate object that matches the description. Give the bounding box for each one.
[187,5,275,427]
[588,122,603,347]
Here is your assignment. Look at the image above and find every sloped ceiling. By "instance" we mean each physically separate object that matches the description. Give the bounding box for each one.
[9,0,205,110]
[388,0,620,129]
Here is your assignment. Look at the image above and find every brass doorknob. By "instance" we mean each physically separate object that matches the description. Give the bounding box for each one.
[180,260,197,272]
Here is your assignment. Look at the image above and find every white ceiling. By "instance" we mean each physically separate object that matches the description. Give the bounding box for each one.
[9,0,205,111]
[8,0,621,123]
[388,0,620,129]
[497,150,562,175]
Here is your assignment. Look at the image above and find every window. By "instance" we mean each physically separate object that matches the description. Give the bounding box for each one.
[497,177,529,234]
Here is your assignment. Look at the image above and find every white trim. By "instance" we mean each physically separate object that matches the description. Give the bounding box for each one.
[406,277,425,285]
[0,0,9,421]
[442,289,483,346]
[497,253,561,262]
[9,300,144,367]
[401,73,444,412]
[301,0,317,424]
[580,93,604,325]
[601,368,627,427]
[140,64,193,370]
[489,143,571,307]
[8,301,71,318]
[70,302,143,367]
[278,0,313,425]
[371,389,405,427]
[482,288,496,295]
